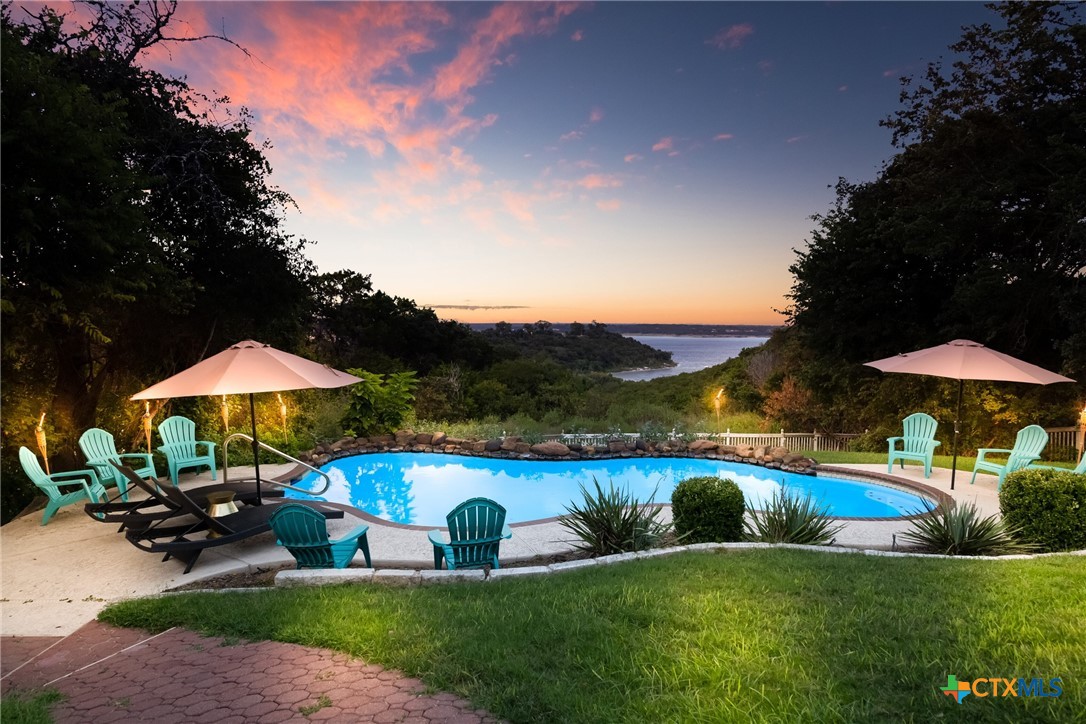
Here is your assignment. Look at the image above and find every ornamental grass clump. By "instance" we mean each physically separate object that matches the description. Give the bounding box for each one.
[745,489,843,545]
[671,476,745,542]
[559,478,672,556]
[999,467,1086,552]
[900,501,1036,556]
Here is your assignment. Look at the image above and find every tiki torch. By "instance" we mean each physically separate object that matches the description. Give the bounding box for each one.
[35,412,49,473]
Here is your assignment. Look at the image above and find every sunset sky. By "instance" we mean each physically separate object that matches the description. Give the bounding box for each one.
[131,1,994,325]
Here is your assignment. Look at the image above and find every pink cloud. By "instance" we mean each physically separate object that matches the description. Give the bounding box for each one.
[624,153,643,163]
[713,133,734,141]
[838,85,849,92]
[589,107,605,123]
[757,59,774,75]
[571,29,584,41]
[785,135,807,144]
[652,137,674,152]
[577,174,623,190]
[501,190,536,224]
[560,130,584,142]
[596,199,622,212]
[882,68,900,78]
[708,23,754,50]
[141,1,580,225]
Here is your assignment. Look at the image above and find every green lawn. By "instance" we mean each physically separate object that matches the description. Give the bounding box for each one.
[100,549,1085,723]
[803,450,983,471]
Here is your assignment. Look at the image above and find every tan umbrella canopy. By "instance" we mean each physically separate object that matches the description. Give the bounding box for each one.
[132,340,362,501]
[866,339,1075,489]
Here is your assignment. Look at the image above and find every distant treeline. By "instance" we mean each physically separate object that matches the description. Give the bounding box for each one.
[468,323,780,337]
[480,321,674,373]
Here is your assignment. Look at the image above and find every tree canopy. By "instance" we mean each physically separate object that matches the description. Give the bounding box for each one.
[1,1,313,466]
[787,2,1085,376]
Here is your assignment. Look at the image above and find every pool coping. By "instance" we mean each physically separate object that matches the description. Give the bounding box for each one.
[287,453,951,530]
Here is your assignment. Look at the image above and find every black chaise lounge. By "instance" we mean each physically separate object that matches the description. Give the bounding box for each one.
[112,465,343,574]
[84,464,284,530]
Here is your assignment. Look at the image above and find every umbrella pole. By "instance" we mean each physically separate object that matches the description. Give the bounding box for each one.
[950,379,963,490]
[250,393,262,504]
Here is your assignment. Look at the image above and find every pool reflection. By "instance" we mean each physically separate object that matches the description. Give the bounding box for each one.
[287,453,929,526]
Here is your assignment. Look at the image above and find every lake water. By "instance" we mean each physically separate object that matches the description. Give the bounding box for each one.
[614,336,768,381]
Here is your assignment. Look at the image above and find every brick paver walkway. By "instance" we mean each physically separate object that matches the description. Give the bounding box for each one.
[2,621,500,723]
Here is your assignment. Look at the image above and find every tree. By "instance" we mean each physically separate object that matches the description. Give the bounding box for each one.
[1,2,313,468]
[308,270,493,374]
[788,2,1085,377]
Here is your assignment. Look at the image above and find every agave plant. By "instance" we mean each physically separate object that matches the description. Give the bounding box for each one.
[559,478,672,556]
[745,488,843,545]
[899,501,1037,556]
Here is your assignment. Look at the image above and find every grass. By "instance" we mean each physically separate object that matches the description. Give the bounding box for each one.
[99,549,1085,723]
[804,449,983,472]
[0,690,63,724]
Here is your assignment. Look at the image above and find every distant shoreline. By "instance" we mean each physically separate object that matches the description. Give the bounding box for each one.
[467,323,780,338]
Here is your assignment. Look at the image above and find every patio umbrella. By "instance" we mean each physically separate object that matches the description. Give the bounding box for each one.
[132,340,362,502]
[865,339,1074,489]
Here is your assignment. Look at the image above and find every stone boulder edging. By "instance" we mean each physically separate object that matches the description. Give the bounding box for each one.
[302,430,818,475]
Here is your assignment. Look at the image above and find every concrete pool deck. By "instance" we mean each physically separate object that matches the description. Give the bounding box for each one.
[1,461,1002,638]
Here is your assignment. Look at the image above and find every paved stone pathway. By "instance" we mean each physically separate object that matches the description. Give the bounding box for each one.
[2,621,500,723]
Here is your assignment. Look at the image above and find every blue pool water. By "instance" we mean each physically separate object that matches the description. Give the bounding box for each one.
[286,453,931,525]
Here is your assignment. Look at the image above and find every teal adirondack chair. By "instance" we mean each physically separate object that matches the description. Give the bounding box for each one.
[1030,452,1086,475]
[18,447,107,525]
[886,413,941,478]
[428,497,513,570]
[269,503,372,569]
[157,416,217,486]
[971,424,1049,490]
[78,428,157,501]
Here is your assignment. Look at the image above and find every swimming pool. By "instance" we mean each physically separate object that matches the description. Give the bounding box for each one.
[286,453,933,526]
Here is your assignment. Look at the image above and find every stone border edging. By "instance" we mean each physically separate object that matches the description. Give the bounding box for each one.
[261,542,1086,590]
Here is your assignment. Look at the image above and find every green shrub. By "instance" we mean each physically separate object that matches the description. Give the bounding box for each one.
[559,478,672,556]
[849,426,897,453]
[341,370,417,437]
[671,476,745,542]
[900,501,1035,556]
[1001,468,1086,552]
[745,489,843,545]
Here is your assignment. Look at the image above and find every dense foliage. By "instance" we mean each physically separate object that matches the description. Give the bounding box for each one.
[1,3,321,515]
[482,321,673,373]
[670,476,745,543]
[1000,468,1086,552]
[341,371,418,438]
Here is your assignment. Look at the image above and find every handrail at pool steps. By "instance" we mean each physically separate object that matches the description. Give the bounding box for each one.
[221,432,332,495]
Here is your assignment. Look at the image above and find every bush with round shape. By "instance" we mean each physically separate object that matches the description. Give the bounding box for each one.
[1000,468,1086,552]
[671,476,745,543]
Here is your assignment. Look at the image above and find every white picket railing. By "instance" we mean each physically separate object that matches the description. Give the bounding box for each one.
[545,427,1081,457]
[545,429,858,452]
